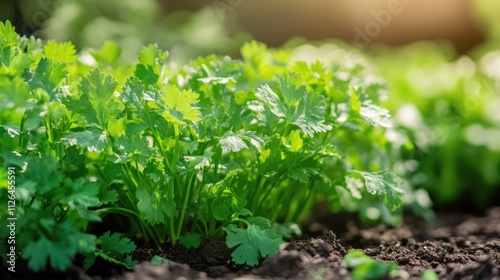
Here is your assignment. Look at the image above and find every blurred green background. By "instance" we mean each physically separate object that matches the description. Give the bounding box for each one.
[0,0,490,60]
[1,0,499,211]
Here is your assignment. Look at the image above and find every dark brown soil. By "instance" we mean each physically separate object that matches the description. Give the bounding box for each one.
[2,208,500,280]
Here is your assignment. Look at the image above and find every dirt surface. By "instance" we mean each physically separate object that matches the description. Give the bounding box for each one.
[2,208,500,279]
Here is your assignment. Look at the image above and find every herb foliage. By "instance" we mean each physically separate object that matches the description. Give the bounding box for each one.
[0,21,419,270]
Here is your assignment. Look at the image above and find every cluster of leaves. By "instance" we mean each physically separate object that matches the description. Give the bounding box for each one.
[0,20,425,271]
[343,250,439,280]
[370,42,500,206]
[0,21,136,271]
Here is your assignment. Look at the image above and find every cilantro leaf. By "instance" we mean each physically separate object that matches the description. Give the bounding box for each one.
[343,250,398,280]
[76,68,118,128]
[136,187,176,225]
[350,88,362,112]
[23,236,74,271]
[0,46,33,76]
[225,222,283,266]
[179,233,202,249]
[277,73,304,106]
[288,130,303,152]
[219,130,248,153]
[100,231,136,254]
[160,84,201,124]
[290,93,332,136]
[256,84,287,118]
[102,41,122,64]
[135,63,158,85]
[359,171,404,211]
[113,135,150,166]
[121,77,147,112]
[257,74,332,136]
[0,21,19,48]
[63,129,108,153]
[151,255,177,265]
[22,222,96,272]
[84,231,137,270]
[23,57,67,98]
[59,178,101,221]
[359,102,393,128]
[139,43,168,67]
[43,41,77,64]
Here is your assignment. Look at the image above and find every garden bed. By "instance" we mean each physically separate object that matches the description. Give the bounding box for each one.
[3,207,499,279]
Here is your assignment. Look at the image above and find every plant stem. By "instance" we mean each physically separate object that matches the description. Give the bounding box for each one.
[176,172,195,239]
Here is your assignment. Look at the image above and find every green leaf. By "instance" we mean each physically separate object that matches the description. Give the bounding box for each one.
[277,73,304,106]
[100,231,136,254]
[160,85,201,125]
[0,46,34,75]
[23,57,67,98]
[151,255,177,265]
[64,129,108,153]
[273,222,301,239]
[184,152,213,171]
[83,254,97,270]
[135,63,158,85]
[76,68,118,127]
[137,188,176,225]
[289,166,320,183]
[120,78,147,112]
[139,44,168,66]
[343,250,398,280]
[23,156,62,195]
[290,93,332,136]
[288,130,303,152]
[179,233,202,249]
[350,88,361,112]
[256,84,287,118]
[93,251,137,270]
[23,236,73,271]
[61,177,100,205]
[2,151,26,168]
[422,270,439,280]
[225,223,283,266]
[113,135,150,165]
[0,21,19,47]
[257,74,332,136]
[102,41,122,63]
[43,41,77,64]
[213,194,233,221]
[219,130,248,153]
[236,130,265,152]
[359,102,392,128]
[0,124,20,138]
[84,231,136,270]
[23,224,95,273]
[359,171,404,211]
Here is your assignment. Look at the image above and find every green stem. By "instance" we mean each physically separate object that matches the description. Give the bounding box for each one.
[19,111,27,148]
[171,124,180,175]
[45,116,54,144]
[97,207,162,247]
[248,174,263,210]
[176,172,195,239]
[287,182,315,223]
[96,207,141,218]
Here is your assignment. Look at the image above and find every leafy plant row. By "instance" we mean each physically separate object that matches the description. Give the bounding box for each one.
[370,42,500,206]
[0,21,427,271]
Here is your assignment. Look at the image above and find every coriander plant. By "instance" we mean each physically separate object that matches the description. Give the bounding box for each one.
[0,21,426,270]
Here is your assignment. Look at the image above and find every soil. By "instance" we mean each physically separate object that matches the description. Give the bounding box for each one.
[2,207,500,280]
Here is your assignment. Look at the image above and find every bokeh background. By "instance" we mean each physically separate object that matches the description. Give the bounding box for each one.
[0,0,491,59]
